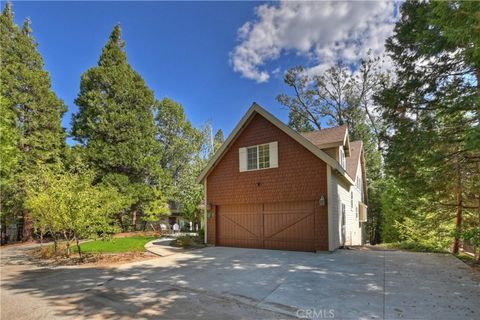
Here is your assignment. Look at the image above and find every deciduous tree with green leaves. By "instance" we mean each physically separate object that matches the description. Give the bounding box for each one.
[277,56,388,243]
[26,169,124,258]
[153,98,206,224]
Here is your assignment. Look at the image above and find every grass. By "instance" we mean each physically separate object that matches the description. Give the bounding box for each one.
[74,236,157,254]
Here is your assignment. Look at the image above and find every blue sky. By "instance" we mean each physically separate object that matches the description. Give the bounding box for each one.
[10,1,398,144]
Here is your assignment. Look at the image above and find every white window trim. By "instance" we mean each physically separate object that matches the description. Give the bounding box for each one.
[240,142,278,172]
[339,147,346,169]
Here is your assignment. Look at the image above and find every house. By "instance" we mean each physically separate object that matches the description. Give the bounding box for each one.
[197,103,367,252]
[158,201,198,231]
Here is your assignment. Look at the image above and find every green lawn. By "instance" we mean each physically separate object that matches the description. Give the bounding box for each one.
[75,236,157,253]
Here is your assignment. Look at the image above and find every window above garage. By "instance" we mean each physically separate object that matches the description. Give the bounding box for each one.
[239,142,278,172]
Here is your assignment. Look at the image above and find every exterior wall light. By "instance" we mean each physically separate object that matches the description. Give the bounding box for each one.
[319,195,327,206]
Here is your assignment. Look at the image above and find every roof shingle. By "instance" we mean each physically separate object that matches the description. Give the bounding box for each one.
[300,126,362,180]
[301,125,348,148]
[346,140,363,180]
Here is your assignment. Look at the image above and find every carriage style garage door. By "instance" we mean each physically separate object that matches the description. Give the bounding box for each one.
[216,201,316,252]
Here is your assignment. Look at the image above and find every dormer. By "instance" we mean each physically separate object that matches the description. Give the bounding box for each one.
[301,125,350,169]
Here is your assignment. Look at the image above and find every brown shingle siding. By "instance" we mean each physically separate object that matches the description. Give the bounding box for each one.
[206,113,329,250]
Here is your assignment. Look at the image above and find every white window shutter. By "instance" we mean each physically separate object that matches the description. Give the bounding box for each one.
[239,147,247,172]
[269,141,278,168]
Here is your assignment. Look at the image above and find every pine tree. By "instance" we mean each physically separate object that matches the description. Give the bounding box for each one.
[0,3,66,240]
[72,24,160,230]
[213,129,224,153]
[378,0,480,252]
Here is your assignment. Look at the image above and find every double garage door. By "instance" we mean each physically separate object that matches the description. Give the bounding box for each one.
[216,201,316,252]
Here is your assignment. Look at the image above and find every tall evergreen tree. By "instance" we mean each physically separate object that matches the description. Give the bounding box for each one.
[72,24,161,230]
[213,129,224,153]
[378,0,480,252]
[0,3,66,240]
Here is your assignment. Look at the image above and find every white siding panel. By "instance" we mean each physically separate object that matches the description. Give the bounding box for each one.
[330,169,363,249]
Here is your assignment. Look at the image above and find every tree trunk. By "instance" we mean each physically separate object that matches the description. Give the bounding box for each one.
[22,210,33,241]
[131,209,137,231]
[476,196,480,263]
[64,231,71,258]
[150,223,157,232]
[53,238,58,255]
[75,237,82,260]
[50,228,58,255]
[65,241,71,258]
[452,164,463,254]
[1,214,6,245]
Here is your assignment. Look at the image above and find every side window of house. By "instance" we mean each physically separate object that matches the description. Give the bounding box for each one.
[239,142,278,172]
[340,148,346,169]
[258,144,270,169]
[247,146,258,170]
[351,191,353,210]
[357,175,362,193]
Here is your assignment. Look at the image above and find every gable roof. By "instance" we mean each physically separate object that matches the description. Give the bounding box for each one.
[346,140,363,179]
[197,103,354,185]
[301,125,350,155]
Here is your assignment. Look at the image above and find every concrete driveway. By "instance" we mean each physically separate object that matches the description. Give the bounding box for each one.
[1,244,479,319]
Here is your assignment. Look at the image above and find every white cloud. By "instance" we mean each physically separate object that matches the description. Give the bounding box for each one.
[230,1,399,83]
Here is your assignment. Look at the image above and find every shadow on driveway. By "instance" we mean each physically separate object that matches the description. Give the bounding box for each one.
[2,246,479,319]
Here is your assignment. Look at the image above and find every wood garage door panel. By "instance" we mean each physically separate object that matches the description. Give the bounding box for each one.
[216,201,316,252]
[264,213,315,241]
[216,204,263,249]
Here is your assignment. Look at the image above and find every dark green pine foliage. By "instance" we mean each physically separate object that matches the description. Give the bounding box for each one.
[72,25,160,229]
[0,3,66,239]
[213,129,224,153]
[378,1,480,252]
[0,3,66,170]
[73,24,158,180]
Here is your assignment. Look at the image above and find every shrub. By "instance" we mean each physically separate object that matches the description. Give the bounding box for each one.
[381,241,448,253]
[198,228,205,241]
[173,235,204,248]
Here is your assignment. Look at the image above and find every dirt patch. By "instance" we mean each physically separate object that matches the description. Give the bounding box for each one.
[89,252,157,267]
[30,247,157,267]
[0,240,45,248]
[112,231,165,238]
[455,254,480,279]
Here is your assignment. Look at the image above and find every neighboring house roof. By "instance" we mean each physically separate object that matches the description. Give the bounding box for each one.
[197,103,355,185]
[346,140,363,180]
[301,125,350,156]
